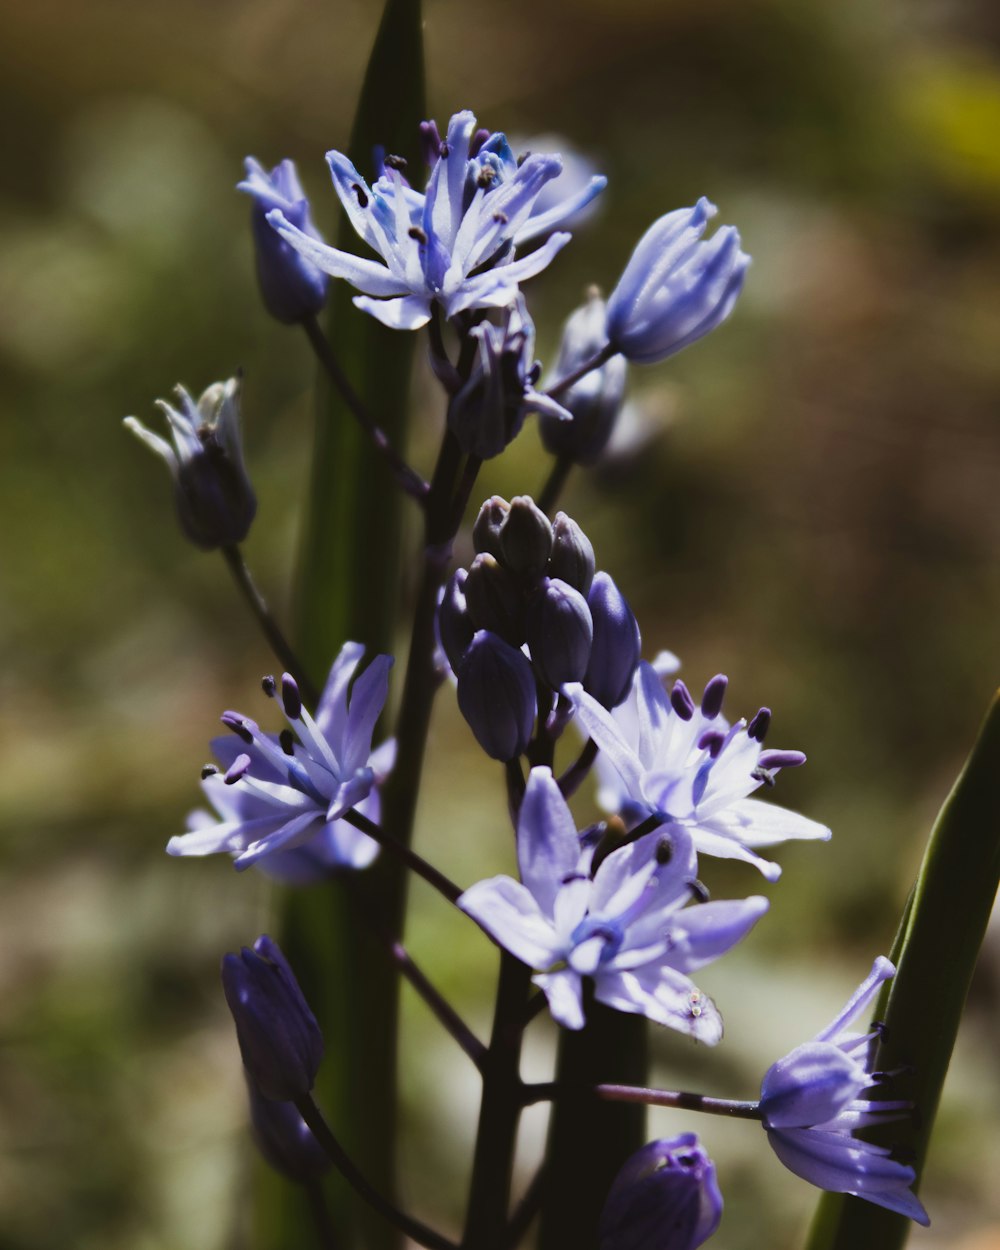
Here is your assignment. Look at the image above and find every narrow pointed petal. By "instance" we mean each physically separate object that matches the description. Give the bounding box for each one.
[352,293,432,330]
[342,654,393,775]
[266,211,412,297]
[534,968,586,1030]
[517,766,584,918]
[458,876,563,969]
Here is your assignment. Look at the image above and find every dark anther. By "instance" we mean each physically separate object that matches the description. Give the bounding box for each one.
[516,151,529,167]
[351,183,369,208]
[686,877,710,904]
[201,764,219,779]
[384,154,407,171]
[408,225,428,244]
[279,728,296,756]
[281,675,302,720]
[871,1019,888,1039]
[477,166,497,189]
[222,714,254,745]
[751,765,777,788]
[261,675,277,697]
[492,210,509,225]
[561,871,589,886]
[655,837,673,865]
[439,141,450,158]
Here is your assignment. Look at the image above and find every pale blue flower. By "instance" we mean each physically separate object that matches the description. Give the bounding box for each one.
[570,661,830,880]
[167,643,393,871]
[761,957,930,1225]
[267,110,605,330]
[606,199,750,364]
[459,767,768,1037]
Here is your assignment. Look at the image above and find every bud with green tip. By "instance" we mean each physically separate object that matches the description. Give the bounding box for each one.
[472,495,511,559]
[548,511,596,596]
[500,495,553,578]
[464,553,526,644]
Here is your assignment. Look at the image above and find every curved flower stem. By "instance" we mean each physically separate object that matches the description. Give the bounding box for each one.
[221,545,319,704]
[589,811,666,875]
[341,808,462,904]
[521,1081,762,1121]
[557,737,599,798]
[302,314,430,504]
[294,1094,458,1250]
[544,343,616,400]
[536,453,574,516]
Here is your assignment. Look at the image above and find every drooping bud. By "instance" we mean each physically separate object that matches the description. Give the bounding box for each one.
[606,199,750,365]
[221,934,324,1101]
[472,495,510,559]
[437,568,475,671]
[237,158,329,324]
[464,553,526,644]
[526,577,594,689]
[456,630,536,761]
[540,289,628,465]
[598,1133,723,1250]
[548,512,596,596]
[124,376,257,550]
[245,1076,331,1183]
[500,495,553,578]
[583,572,642,708]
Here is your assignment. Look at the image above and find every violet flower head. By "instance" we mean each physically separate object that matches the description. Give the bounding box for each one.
[167,642,393,871]
[267,109,606,330]
[760,957,930,1225]
[459,767,768,1037]
[446,296,572,459]
[606,199,750,365]
[124,376,256,550]
[222,934,324,1101]
[237,157,329,324]
[599,1133,723,1250]
[570,661,830,880]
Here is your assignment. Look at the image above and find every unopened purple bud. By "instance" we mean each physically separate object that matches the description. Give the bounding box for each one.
[221,935,324,1101]
[438,568,475,671]
[599,1133,723,1250]
[541,289,628,465]
[548,512,596,596]
[237,158,328,324]
[747,707,771,742]
[701,674,728,719]
[456,630,536,761]
[526,577,594,689]
[606,198,750,365]
[671,680,696,721]
[500,495,553,578]
[447,300,536,459]
[464,553,526,644]
[245,1076,330,1183]
[472,495,511,559]
[583,572,642,709]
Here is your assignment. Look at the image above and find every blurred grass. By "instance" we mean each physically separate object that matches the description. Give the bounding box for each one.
[2,0,1000,1246]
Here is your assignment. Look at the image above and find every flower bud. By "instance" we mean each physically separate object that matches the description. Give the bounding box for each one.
[599,1134,723,1250]
[221,934,324,1101]
[526,577,594,689]
[124,376,257,550]
[245,1076,330,1183]
[446,299,534,459]
[500,495,553,578]
[583,572,641,709]
[456,630,536,761]
[548,512,596,596]
[437,568,475,671]
[472,495,510,559]
[237,158,329,324]
[540,289,628,465]
[606,199,750,365]
[464,553,526,644]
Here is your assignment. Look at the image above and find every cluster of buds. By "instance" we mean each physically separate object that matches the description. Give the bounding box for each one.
[439,495,641,760]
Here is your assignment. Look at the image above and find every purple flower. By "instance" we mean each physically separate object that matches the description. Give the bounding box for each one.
[760,957,930,1225]
[222,935,323,1101]
[459,767,768,1037]
[237,157,329,324]
[570,661,830,880]
[267,110,605,331]
[124,376,256,550]
[599,1133,723,1250]
[606,199,750,364]
[167,642,393,871]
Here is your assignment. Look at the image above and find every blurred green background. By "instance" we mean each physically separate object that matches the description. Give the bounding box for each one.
[2,0,1000,1246]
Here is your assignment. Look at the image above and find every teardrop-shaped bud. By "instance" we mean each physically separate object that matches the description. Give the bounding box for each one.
[526,577,594,689]
[583,572,641,709]
[464,553,526,645]
[472,495,511,559]
[500,495,553,578]
[548,512,596,596]
[456,630,537,761]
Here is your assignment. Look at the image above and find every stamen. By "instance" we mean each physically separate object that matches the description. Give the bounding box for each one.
[697,730,725,758]
[758,749,806,770]
[469,127,490,157]
[221,712,254,745]
[655,836,673,865]
[201,764,218,779]
[686,877,710,903]
[261,675,277,697]
[351,183,369,208]
[751,765,777,787]
[383,153,407,172]
[477,166,497,189]
[225,753,253,785]
[492,210,509,225]
[279,728,296,756]
[439,141,451,158]
[747,706,771,742]
[701,674,728,719]
[670,680,695,721]
[281,674,302,720]
[408,225,428,244]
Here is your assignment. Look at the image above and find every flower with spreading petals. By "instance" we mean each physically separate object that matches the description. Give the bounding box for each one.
[570,662,830,880]
[267,110,606,330]
[167,643,393,871]
[124,376,256,550]
[459,767,768,1037]
[760,957,930,1225]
